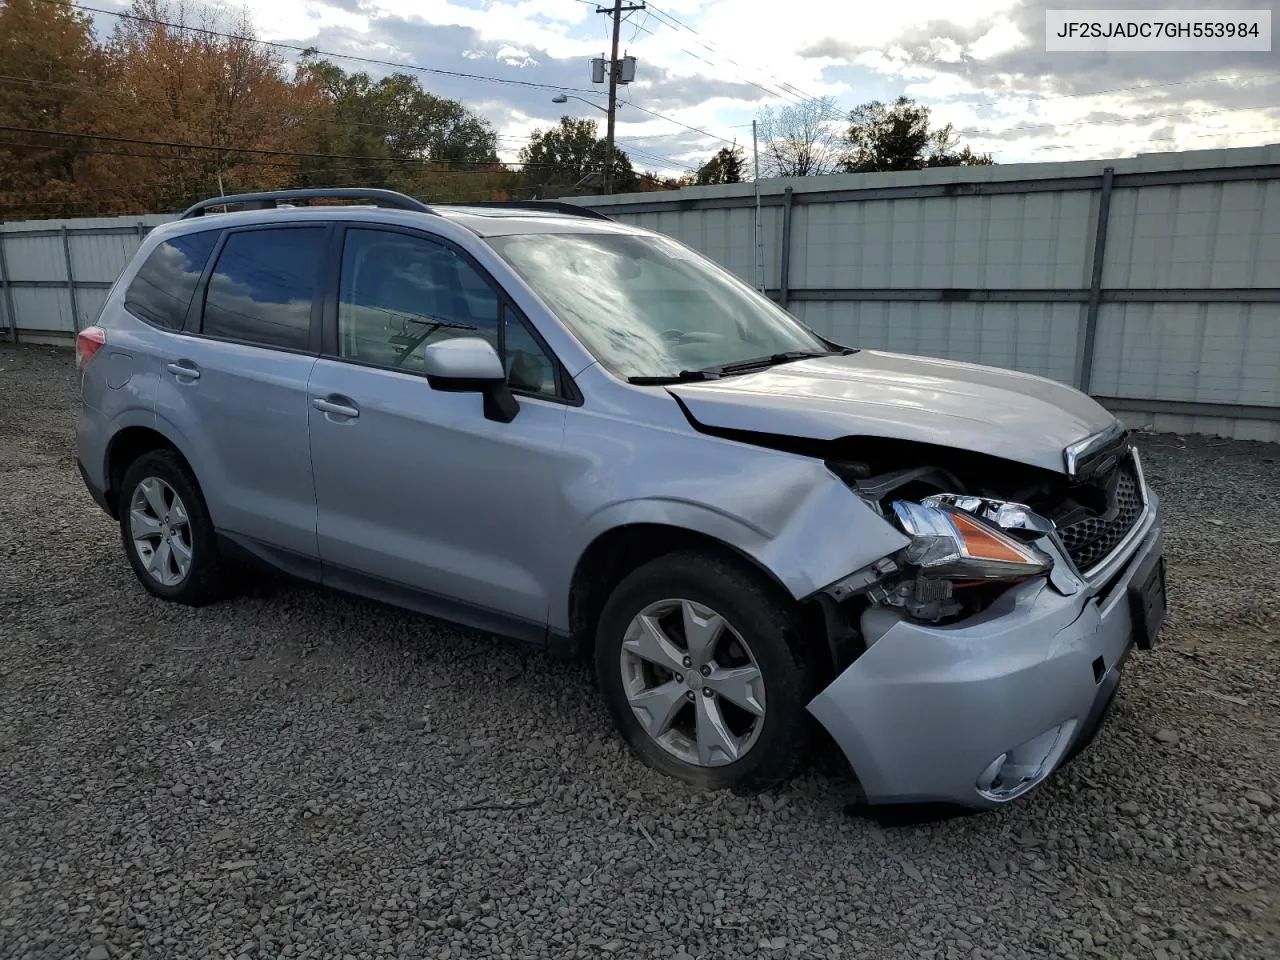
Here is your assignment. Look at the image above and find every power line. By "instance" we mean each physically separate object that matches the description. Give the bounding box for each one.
[616,100,735,145]
[628,9,650,43]
[29,4,730,158]
[616,138,695,170]
[621,12,800,106]
[0,75,717,169]
[53,0,600,95]
[0,72,492,145]
[0,129,578,170]
[0,81,719,176]
[0,132,698,179]
[0,124,500,164]
[643,3,821,106]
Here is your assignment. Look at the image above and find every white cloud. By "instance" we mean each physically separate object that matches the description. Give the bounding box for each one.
[227,0,1279,174]
[495,45,538,69]
[969,18,1025,60]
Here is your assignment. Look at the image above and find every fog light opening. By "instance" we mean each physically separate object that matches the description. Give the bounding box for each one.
[975,721,1077,802]
[977,753,1008,792]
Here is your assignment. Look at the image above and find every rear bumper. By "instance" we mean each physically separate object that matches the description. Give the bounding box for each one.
[808,501,1163,809]
[76,401,116,518]
[77,458,115,518]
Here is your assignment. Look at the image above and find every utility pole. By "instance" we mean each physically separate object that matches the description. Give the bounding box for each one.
[597,0,643,194]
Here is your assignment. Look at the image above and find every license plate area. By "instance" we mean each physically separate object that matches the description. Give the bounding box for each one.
[1128,554,1166,650]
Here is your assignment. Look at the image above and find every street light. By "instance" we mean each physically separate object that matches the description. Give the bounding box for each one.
[551,93,612,115]
[550,93,618,196]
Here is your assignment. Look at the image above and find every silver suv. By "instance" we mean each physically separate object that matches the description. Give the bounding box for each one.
[76,188,1165,810]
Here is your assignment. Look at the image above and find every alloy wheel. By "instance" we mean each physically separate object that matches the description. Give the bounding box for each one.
[129,477,193,587]
[619,598,766,767]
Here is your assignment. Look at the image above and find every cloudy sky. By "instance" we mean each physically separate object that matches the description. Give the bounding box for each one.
[97,0,1280,176]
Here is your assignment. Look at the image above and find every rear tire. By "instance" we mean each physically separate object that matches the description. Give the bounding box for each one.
[595,551,817,791]
[118,449,228,606]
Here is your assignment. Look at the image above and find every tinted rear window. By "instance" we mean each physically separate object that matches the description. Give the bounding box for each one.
[123,231,218,330]
[201,228,326,351]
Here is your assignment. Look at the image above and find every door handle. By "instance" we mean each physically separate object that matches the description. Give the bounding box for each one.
[166,360,200,380]
[312,396,359,419]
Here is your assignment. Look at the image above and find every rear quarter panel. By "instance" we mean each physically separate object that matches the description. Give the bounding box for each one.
[78,307,168,488]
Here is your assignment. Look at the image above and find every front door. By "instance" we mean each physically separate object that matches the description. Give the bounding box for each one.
[307,226,572,637]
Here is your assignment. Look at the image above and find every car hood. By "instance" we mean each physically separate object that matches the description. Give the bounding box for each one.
[667,350,1117,473]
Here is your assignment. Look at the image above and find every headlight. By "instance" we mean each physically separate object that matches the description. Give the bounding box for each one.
[891,500,1052,582]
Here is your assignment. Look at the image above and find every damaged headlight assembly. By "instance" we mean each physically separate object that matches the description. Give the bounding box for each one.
[890,500,1053,582]
[835,499,1056,624]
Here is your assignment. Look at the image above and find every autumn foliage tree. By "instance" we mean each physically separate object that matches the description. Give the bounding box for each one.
[0,0,111,217]
[90,0,327,212]
[0,0,523,218]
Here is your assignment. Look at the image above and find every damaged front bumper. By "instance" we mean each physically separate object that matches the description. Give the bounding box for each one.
[807,495,1164,809]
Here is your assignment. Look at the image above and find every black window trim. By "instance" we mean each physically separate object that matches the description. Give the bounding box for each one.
[120,229,221,333]
[186,222,333,357]
[321,222,582,406]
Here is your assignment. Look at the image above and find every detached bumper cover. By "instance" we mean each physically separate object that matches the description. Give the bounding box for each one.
[808,501,1163,809]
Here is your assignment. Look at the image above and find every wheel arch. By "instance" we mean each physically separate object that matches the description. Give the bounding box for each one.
[104,425,195,516]
[567,522,811,659]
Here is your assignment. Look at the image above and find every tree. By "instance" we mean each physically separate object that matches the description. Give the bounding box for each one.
[635,170,687,192]
[755,96,844,178]
[694,145,745,185]
[841,96,993,173]
[518,116,635,195]
[96,0,325,213]
[293,55,499,192]
[0,0,111,218]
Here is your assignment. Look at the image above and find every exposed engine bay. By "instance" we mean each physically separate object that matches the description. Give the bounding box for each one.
[813,432,1146,659]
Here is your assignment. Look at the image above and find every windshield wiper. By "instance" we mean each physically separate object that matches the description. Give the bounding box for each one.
[707,349,841,376]
[627,369,720,385]
[628,347,854,385]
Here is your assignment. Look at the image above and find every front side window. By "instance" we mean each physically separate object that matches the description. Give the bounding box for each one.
[202,227,326,350]
[337,228,557,396]
[124,231,218,330]
[487,232,833,380]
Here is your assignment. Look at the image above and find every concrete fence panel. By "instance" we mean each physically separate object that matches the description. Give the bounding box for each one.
[2,148,1278,441]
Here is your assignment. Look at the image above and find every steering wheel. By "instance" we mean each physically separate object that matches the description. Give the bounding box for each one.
[661,328,691,343]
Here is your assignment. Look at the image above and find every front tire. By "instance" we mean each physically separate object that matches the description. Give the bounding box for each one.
[119,449,228,606]
[595,551,817,791]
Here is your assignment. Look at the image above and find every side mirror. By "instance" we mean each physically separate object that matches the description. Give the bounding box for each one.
[422,337,519,423]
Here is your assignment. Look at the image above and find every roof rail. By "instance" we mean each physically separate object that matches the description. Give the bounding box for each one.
[453,200,612,221]
[180,188,434,219]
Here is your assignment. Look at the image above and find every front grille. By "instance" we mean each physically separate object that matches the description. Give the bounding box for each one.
[1056,458,1144,572]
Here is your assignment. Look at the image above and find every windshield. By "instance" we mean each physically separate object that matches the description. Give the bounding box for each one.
[487,231,834,380]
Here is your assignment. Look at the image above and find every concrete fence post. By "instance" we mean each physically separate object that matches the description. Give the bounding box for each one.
[778,186,794,308]
[1079,166,1115,395]
[60,224,81,334]
[0,229,16,343]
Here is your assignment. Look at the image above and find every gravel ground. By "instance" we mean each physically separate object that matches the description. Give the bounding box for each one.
[1,341,1278,960]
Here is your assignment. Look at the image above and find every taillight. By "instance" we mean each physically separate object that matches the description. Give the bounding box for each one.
[76,326,106,376]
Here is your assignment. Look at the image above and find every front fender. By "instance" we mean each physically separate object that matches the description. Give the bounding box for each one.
[553,462,909,630]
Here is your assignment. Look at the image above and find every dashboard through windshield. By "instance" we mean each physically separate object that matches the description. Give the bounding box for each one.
[487,231,834,380]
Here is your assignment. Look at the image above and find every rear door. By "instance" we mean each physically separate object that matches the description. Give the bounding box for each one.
[154,223,330,563]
